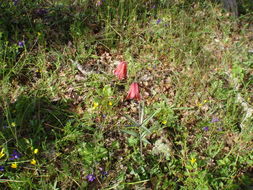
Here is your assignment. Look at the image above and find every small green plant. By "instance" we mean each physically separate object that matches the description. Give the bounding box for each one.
[122,102,161,155]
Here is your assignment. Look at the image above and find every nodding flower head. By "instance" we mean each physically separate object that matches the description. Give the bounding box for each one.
[126,82,141,101]
[114,61,127,80]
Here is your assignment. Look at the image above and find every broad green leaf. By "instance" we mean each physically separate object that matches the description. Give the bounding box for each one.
[121,129,138,137]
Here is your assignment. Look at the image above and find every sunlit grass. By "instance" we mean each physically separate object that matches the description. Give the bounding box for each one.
[0,0,252,189]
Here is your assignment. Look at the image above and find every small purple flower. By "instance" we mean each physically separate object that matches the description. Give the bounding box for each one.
[156,19,161,24]
[0,166,4,171]
[218,127,223,131]
[36,9,47,16]
[18,41,25,48]
[203,126,209,131]
[10,150,21,160]
[96,0,104,6]
[99,167,108,178]
[86,174,96,182]
[13,0,19,5]
[152,5,156,9]
[211,117,219,123]
[3,125,9,129]
[101,171,108,176]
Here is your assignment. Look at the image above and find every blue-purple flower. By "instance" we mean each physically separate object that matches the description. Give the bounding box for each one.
[211,117,219,123]
[0,166,4,171]
[13,0,19,5]
[101,171,108,178]
[36,8,47,16]
[156,19,161,24]
[99,167,108,178]
[18,41,25,48]
[96,0,105,6]
[203,126,209,131]
[86,174,96,182]
[3,125,9,129]
[10,150,21,160]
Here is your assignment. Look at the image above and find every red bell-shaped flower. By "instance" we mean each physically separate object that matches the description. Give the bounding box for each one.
[114,61,127,80]
[126,82,141,101]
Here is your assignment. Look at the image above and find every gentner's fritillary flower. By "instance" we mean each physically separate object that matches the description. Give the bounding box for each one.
[114,61,127,80]
[86,174,96,182]
[126,82,141,101]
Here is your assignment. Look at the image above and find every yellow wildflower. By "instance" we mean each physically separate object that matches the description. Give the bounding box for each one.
[108,102,113,106]
[190,158,196,164]
[197,103,202,107]
[93,102,99,109]
[30,159,36,165]
[37,32,41,36]
[162,121,167,125]
[11,122,16,127]
[11,163,18,169]
[33,149,39,154]
[0,149,5,159]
